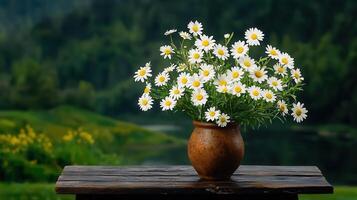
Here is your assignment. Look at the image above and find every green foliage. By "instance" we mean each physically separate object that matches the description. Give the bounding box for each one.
[10,57,59,109]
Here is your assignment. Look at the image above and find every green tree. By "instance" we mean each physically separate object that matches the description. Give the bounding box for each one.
[10,58,59,109]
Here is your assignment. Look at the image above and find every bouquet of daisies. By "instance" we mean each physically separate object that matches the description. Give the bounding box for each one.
[134,21,308,127]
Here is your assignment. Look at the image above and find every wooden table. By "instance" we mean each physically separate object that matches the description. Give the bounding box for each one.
[55,165,333,200]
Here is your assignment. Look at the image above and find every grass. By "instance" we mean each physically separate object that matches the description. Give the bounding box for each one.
[300,186,357,200]
[0,183,356,200]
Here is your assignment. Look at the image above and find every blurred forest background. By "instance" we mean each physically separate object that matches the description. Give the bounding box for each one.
[0,0,356,199]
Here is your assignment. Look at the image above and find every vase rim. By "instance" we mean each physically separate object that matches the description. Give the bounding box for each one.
[193,120,239,128]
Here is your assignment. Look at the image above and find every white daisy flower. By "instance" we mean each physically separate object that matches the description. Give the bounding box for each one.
[191,88,208,106]
[188,21,203,36]
[248,86,262,100]
[227,67,244,82]
[279,52,294,68]
[199,64,215,82]
[195,35,216,52]
[143,83,151,94]
[230,82,246,97]
[155,72,170,86]
[160,96,177,111]
[291,102,308,123]
[179,31,192,40]
[205,107,221,121]
[291,68,304,83]
[216,85,230,93]
[160,45,174,59]
[138,94,153,111]
[164,29,177,36]
[239,56,257,71]
[189,74,204,90]
[213,44,229,60]
[250,67,268,83]
[163,64,176,73]
[245,28,264,46]
[230,41,249,59]
[267,77,283,91]
[277,100,288,116]
[273,63,288,76]
[265,45,281,60]
[188,48,203,64]
[224,33,230,39]
[133,62,152,82]
[214,74,231,87]
[262,89,276,102]
[169,85,184,100]
[217,113,230,127]
[177,72,191,88]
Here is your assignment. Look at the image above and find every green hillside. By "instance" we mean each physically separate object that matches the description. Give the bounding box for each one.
[0,106,185,182]
[0,105,182,144]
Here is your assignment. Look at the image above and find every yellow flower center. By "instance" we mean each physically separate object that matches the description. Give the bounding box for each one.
[165,100,172,107]
[159,76,165,82]
[203,70,210,76]
[192,25,199,32]
[219,80,227,86]
[209,111,216,117]
[232,71,240,78]
[173,89,180,95]
[254,70,263,78]
[220,117,226,123]
[272,81,278,86]
[196,94,204,101]
[251,33,258,40]
[138,69,146,76]
[234,86,242,93]
[202,40,209,47]
[270,49,277,56]
[294,72,300,79]
[279,105,286,112]
[222,86,228,93]
[244,60,251,67]
[164,48,171,55]
[265,93,272,99]
[236,46,244,53]
[252,90,259,96]
[295,109,302,116]
[144,87,150,93]
[282,57,288,65]
[193,53,200,59]
[278,66,284,73]
[217,49,225,55]
[141,99,148,106]
[181,77,188,84]
[192,80,200,87]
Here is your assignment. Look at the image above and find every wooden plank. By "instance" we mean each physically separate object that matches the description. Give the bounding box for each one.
[58,175,328,183]
[62,165,323,177]
[55,165,333,195]
[63,165,321,173]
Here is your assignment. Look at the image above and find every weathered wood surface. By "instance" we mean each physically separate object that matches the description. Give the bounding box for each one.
[55,165,333,196]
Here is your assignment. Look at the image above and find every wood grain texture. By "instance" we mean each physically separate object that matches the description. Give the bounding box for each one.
[55,165,333,195]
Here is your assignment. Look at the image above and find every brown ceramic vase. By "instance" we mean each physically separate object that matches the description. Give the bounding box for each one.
[188,121,244,180]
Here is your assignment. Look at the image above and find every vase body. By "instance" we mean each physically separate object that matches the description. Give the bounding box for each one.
[188,121,244,180]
